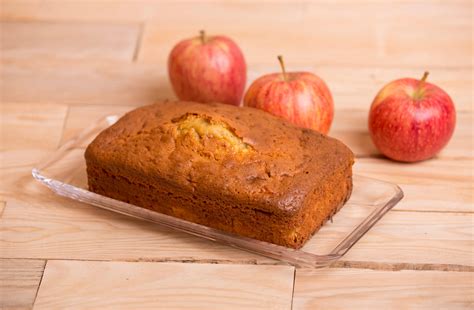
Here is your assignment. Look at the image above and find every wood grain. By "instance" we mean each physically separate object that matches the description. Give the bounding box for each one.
[1,61,471,111]
[0,199,276,264]
[1,22,140,61]
[355,158,473,187]
[293,268,474,310]
[1,165,46,201]
[60,105,134,144]
[0,60,172,106]
[2,1,468,68]
[0,103,68,169]
[0,103,67,151]
[390,183,472,213]
[0,103,67,201]
[136,2,471,68]
[0,259,46,310]
[0,1,306,23]
[339,211,473,266]
[0,149,54,170]
[34,260,294,310]
[354,158,474,213]
[2,0,471,25]
[1,199,472,266]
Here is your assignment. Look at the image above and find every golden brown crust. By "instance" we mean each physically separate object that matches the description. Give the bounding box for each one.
[85,101,354,248]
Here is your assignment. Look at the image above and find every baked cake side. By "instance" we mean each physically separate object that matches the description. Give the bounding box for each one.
[85,101,354,248]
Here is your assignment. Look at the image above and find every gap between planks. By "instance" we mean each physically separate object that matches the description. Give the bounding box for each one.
[56,105,70,149]
[0,19,142,27]
[331,260,474,272]
[291,268,296,310]
[391,209,474,214]
[62,103,474,114]
[132,22,145,62]
[0,201,5,217]
[32,261,46,308]
[2,257,473,273]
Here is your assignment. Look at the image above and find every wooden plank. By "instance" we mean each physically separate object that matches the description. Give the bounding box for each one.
[293,268,474,310]
[0,104,65,197]
[355,158,472,187]
[3,1,469,68]
[1,0,471,25]
[34,260,294,310]
[0,0,42,22]
[1,199,472,266]
[137,2,471,68]
[1,21,140,61]
[0,259,46,310]
[380,3,472,69]
[312,1,471,69]
[0,103,67,150]
[60,105,134,144]
[0,199,276,264]
[1,1,306,23]
[391,183,473,213]
[0,103,68,169]
[0,161,58,201]
[339,211,473,266]
[0,149,54,170]
[1,61,471,111]
[0,60,173,106]
[354,158,473,212]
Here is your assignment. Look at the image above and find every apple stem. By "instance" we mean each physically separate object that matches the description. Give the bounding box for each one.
[199,30,206,44]
[420,71,429,85]
[413,71,429,100]
[277,55,288,82]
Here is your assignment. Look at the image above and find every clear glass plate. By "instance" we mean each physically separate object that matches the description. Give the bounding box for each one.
[32,115,403,268]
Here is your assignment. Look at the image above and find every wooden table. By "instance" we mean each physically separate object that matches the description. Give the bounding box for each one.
[1,1,472,309]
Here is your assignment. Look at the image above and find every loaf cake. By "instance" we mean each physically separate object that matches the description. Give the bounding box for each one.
[85,101,354,249]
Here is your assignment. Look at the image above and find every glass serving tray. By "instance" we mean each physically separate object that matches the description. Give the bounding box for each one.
[32,115,403,268]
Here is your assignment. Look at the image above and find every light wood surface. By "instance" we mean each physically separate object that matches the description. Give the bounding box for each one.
[0,259,46,309]
[34,260,294,310]
[2,62,472,110]
[0,1,472,309]
[293,268,474,309]
[1,198,472,266]
[1,22,139,61]
[137,2,472,68]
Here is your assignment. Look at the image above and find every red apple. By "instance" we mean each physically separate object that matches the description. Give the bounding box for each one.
[368,72,456,162]
[168,30,246,106]
[243,56,333,134]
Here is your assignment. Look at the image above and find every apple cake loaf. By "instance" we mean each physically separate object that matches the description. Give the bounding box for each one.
[85,101,354,249]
